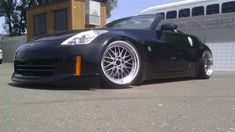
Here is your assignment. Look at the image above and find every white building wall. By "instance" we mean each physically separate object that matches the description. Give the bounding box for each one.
[207,42,235,71]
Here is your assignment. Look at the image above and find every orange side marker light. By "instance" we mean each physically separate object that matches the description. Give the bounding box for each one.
[75,56,81,77]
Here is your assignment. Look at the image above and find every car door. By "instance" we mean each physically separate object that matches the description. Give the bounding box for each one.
[149,30,195,77]
[162,31,193,72]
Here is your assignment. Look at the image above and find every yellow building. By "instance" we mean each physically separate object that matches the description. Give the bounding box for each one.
[26,0,107,41]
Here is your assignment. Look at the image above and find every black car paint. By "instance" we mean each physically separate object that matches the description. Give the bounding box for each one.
[12,14,210,85]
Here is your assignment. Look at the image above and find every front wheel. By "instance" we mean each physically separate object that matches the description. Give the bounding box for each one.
[100,41,141,88]
[198,50,214,79]
[0,59,2,64]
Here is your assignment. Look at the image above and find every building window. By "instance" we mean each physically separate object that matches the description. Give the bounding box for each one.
[192,6,204,16]
[179,8,190,18]
[33,13,47,36]
[207,4,220,15]
[54,9,68,32]
[222,1,235,13]
[166,10,177,19]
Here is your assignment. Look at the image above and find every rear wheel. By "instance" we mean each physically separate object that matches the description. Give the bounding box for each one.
[0,59,2,64]
[100,41,141,88]
[198,50,213,79]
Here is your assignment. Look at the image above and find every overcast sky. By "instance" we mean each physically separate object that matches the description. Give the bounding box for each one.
[0,0,183,34]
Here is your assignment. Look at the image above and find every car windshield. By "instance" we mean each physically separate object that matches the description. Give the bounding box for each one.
[104,15,156,29]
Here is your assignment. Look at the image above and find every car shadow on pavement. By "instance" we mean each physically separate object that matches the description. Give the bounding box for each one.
[142,77,194,85]
[8,82,133,90]
[8,77,194,90]
[8,82,96,91]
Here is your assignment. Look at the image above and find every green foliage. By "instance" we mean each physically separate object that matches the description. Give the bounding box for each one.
[0,0,39,36]
[105,0,118,18]
[0,0,17,36]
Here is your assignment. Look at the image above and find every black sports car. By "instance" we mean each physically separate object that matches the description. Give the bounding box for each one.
[0,46,2,64]
[12,14,213,88]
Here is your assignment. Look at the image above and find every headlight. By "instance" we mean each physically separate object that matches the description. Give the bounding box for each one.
[61,30,108,45]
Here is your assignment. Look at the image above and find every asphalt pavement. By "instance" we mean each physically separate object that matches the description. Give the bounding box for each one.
[0,63,235,132]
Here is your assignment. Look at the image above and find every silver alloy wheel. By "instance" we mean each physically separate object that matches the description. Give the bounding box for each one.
[203,51,214,76]
[101,41,140,85]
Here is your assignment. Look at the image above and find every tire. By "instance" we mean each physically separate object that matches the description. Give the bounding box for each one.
[0,59,2,64]
[100,41,141,88]
[198,50,214,79]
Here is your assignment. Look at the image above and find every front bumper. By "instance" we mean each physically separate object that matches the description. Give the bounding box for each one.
[12,73,100,87]
[11,41,104,86]
[11,56,100,86]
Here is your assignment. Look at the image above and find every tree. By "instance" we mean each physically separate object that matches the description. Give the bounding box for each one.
[0,0,17,36]
[105,0,118,18]
[0,0,38,36]
[17,0,38,35]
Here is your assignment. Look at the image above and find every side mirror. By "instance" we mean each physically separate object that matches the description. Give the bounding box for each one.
[161,23,177,31]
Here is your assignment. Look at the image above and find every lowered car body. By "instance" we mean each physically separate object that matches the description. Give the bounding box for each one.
[12,14,213,88]
[0,46,2,64]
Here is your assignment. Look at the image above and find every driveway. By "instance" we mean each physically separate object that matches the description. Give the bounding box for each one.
[0,63,235,132]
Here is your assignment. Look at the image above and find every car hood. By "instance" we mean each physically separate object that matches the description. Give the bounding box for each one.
[18,28,149,50]
[25,28,111,47]
[21,29,91,49]
[16,29,106,58]
[33,29,89,42]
